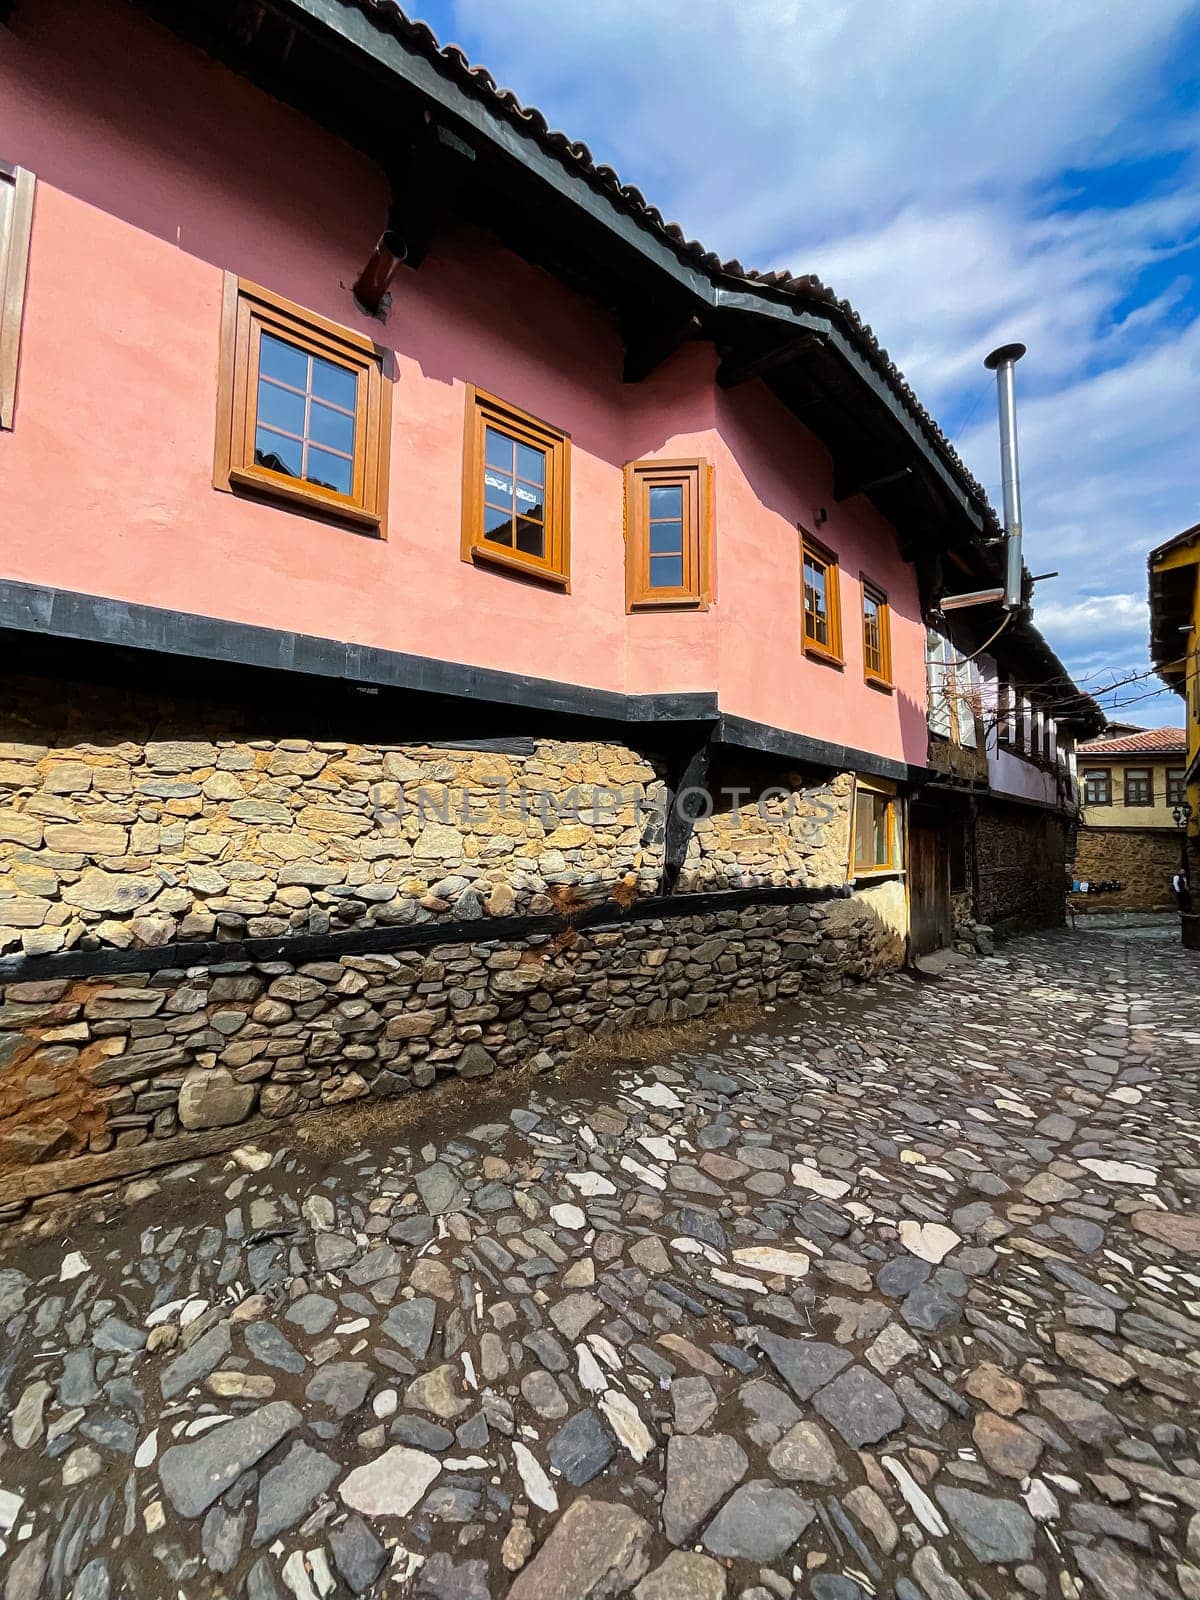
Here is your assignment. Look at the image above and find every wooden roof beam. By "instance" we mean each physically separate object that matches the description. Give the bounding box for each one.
[621,305,702,384]
[715,331,821,389]
[834,463,914,503]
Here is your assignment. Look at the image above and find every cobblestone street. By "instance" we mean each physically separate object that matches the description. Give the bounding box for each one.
[0,924,1197,1600]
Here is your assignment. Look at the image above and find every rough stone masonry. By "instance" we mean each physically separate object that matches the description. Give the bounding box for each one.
[0,672,904,1199]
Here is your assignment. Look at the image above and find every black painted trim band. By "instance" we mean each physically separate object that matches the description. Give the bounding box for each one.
[716,712,911,784]
[0,579,719,726]
[0,882,852,986]
[0,580,930,785]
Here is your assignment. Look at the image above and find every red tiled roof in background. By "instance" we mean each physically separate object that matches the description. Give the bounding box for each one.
[1078,726,1187,757]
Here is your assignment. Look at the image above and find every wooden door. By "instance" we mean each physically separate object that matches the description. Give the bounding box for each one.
[909,823,952,955]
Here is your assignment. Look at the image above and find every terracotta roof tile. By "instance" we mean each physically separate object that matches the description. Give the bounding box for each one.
[1079,726,1187,757]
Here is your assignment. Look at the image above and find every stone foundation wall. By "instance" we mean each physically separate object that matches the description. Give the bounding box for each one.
[1073,826,1181,912]
[1,673,859,960]
[0,898,903,1193]
[0,667,907,1202]
[975,803,1069,935]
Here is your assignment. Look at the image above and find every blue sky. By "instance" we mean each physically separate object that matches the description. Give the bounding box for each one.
[416,0,1199,720]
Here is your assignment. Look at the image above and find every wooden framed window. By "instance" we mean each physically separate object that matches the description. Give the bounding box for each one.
[1167,769,1187,807]
[214,275,391,532]
[623,459,711,610]
[860,579,892,688]
[1124,767,1152,806]
[461,386,570,586]
[800,531,842,663]
[1083,768,1111,806]
[0,162,36,431]
[851,781,897,876]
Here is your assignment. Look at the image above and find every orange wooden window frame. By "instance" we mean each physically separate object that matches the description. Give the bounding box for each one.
[460,385,570,588]
[860,577,893,689]
[0,162,36,432]
[624,458,712,611]
[850,781,896,876]
[800,529,842,665]
[214,274,391,534]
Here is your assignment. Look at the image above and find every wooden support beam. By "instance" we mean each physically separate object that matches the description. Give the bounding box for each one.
[659,734,714,896]
[834,464,913,502]
[389,123,476,271]
[621,308,701,384]
[715,332,820,389]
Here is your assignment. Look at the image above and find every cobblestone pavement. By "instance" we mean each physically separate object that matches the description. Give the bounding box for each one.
[1,926,1198,1600]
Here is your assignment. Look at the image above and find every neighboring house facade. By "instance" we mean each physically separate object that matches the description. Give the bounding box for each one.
[912,622,1095,949]
[1149,523,1200,945]
[1075,727,1189,912]
[0,0,1092,1194]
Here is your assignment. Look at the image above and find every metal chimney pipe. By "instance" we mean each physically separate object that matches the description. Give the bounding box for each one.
[984,342,1027,610]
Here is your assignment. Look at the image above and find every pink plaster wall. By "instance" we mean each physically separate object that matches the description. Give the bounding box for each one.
[0,0,927,766]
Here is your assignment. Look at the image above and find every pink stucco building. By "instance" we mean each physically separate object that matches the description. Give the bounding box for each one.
[0,0,1098,1016]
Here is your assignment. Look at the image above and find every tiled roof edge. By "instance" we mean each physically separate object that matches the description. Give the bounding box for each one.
[344,0,995,522]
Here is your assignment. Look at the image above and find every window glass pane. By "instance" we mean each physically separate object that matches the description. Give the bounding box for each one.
[650,554,684,589]
[305,445,353,496]
[853,793,873,869]
[872,797,888,865]
[854,791,890,870]
[649,521,684,554]
[308,400,355,456]
[483,503,512,544]
[485,428,514,471]
[516,441,546,485]
[256,379,307,438]
[513,482,544,518]
[254,426,303,478]
[259,333,308,390]
[515,517,545,556]
[484,468,515,504]
[309,354,357,411]
[805,557,829,645]
[649,483,683,519]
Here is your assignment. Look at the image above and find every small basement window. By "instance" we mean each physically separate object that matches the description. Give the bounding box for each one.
[461,386,570,585]
[214,275,391,531]
[624,458,711,609]
[852,782,898,875]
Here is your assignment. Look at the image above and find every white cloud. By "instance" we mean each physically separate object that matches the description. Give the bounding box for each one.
[1032,595,1149,646]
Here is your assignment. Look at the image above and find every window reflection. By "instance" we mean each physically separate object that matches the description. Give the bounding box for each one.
[481,426,546,558]
[254,332,358,496]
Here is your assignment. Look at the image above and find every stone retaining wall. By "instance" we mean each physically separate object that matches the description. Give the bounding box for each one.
[1073,826,1181,912]
[1,673,854,959]
[975,803,1069,934]
[0,667,906,1203]
[0,897,903,1198]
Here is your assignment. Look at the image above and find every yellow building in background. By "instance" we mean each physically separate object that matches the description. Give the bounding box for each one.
[1074,727,1188,911]
[1149,522,1200,947]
